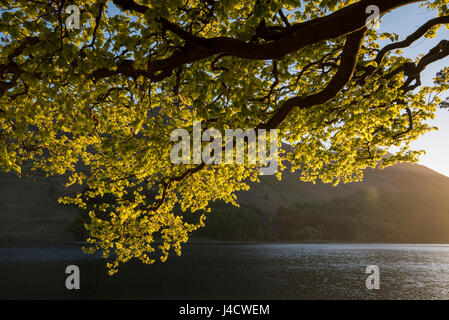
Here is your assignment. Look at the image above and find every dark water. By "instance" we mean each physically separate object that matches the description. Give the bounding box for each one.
[1,243,449,299]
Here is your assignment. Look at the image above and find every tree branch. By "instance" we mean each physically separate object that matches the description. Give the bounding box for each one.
[259,28,367,130]
[105,0,419,80]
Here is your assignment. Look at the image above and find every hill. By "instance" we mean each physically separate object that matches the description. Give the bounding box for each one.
[226,162,449,242]
[1,160,449,244]
[0,166,79,244]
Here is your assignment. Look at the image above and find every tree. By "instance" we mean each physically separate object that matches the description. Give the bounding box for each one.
[1,0,449,274]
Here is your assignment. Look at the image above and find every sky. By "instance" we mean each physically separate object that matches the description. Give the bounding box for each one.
[378,3,449,177]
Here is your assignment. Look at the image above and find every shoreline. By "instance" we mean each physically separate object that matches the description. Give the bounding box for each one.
[2,239,449,249]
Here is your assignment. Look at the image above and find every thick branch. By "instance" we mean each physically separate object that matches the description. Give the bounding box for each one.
[108,0,419,78]
[259,29,367,130]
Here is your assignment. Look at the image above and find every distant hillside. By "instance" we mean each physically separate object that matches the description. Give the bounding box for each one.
[0,166,79,244]
[224,162,449,243]
[237,162,449,214]
[1,160,449,244]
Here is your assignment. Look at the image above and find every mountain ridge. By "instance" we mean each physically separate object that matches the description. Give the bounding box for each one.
[1,160,449,244]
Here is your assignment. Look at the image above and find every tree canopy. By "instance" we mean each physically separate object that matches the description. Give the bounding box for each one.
[1,0,449,274]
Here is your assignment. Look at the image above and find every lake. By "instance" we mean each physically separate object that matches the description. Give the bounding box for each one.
[1,243,449,299]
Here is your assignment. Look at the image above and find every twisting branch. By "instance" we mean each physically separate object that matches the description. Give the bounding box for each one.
[103,0,418,81]
[364,15,449,77]
[259,28,367,130]
[402,40,449,90]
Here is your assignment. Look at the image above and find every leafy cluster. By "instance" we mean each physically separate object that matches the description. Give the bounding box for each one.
[1,0,449,274]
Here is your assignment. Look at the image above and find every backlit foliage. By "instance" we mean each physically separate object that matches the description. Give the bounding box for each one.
[1,0,449,274]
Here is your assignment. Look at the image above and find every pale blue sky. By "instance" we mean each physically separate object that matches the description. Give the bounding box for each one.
[378,3,449,176]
